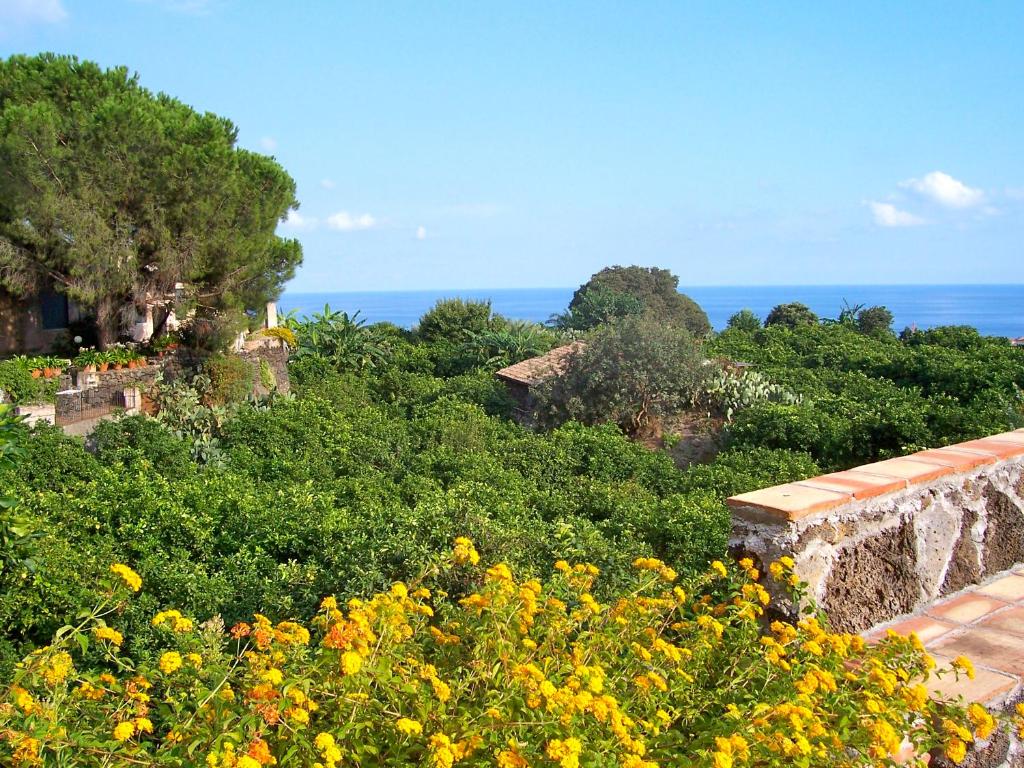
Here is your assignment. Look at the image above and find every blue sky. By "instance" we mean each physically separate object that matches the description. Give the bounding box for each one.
[2,1,1023,291]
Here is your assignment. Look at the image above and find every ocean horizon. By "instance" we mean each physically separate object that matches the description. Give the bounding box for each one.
[280,284,1024,339]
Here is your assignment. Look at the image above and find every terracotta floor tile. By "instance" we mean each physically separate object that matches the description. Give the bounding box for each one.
[926,593,1009,625]
[978,607,1024,638]
[931,627,1024,676]
[927,653,1019,704]
[882,616,959,644]
[977,574,1024,602]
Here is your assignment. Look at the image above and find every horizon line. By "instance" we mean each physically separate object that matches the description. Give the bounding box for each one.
[282,282,1024,296]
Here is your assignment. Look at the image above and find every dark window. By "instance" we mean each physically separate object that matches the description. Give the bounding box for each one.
[39,291,69,330]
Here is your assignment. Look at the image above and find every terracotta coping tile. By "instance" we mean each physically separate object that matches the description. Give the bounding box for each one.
[855,457,954,485]
[978,606,1024,638]
[931,627,1024,677]
[911,448,997,472]
[976,575,1024,602]
[987,430,1024,444]
[926,653,1020,704]
[925,593,1009,625]
[796,470,906,500]
[951,438,1024,460]
[726,483,852,521]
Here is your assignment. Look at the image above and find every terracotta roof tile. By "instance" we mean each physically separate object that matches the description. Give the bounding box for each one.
[494,343,582,386]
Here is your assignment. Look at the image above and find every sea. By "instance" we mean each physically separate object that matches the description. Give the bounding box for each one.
[279,285,1024,339]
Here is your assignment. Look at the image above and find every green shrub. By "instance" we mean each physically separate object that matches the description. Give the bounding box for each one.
[765,301,818,328]
[536,313,710,433]
[415,297,493,343]
[0,359,54,404]
[565,265,711,336]
[203,353,255,405]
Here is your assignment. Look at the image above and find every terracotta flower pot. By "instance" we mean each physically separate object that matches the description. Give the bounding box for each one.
[98,363,110,372]
[30,369,42,378]
[127,360,137,369]
[44,367,58,378]
[83,364,96,373]
[113,363,124,370]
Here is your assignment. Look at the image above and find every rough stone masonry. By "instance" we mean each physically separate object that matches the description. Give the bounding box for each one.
[727,430,1024,634]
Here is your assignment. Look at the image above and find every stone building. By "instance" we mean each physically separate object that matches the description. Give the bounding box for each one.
[0,288,87,355]
[494,343,581,424]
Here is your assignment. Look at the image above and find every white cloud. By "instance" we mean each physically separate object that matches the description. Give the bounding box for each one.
[416,226,427,240]
[281,210,316,230]
[320,178,336,190]
[0,0,67,25]
[868,201,926,228]
[901,171,984,209]
[258,136,278,152]
[327,211,376,231]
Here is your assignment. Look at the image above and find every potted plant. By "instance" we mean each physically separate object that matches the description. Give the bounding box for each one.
[19,356,46,378]
[73,348,101,373]
[97,351,111,373]
[42,356,67,378]
[150,333,178,358]
[108,346,127,370]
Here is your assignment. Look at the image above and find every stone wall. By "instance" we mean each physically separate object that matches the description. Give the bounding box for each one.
[56,365,159,425]
[728,430,1024,633]
[239,340,290,396]
[53,344,290,427]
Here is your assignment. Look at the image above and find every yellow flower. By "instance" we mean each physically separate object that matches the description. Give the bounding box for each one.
[968,703,996,740]
[396,718,423,736]
[110,563,142,592]
[237,757,262,768]
[546,738,582,768]
[159,651,183,674]
[453,536,480,566]
[134,717,154,734]
[945,738,968,764]
[431,676,452,702]
[93,626,124,646]
[710,561,728,578]
[41,651,74,685]
[341,651,363,675]
[952,655,976,680]
[113,721,135,742]
[152,609,193,633]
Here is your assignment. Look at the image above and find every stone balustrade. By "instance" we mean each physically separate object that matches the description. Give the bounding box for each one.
[727,430,1024,633]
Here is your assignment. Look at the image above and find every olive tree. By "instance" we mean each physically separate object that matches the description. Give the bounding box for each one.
[536,313,712,434]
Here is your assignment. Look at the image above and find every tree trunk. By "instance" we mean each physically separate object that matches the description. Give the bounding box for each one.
[95,296,120,350]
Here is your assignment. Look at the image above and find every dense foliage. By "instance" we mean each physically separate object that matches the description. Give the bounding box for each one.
[0,351,821,677]
[2,548,1007,768]
[0,359,58,405]
[536,315,710,434]
[713,321,1024,470]
[0,54,302,346]
[562,266,711,336]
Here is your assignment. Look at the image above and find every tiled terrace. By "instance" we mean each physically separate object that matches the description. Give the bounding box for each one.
[867,567,1024,707]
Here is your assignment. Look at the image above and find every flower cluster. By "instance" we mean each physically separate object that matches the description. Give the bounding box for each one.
[0,541,1014,767]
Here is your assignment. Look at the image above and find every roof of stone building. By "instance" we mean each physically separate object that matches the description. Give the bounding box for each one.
[494,343,582,386]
